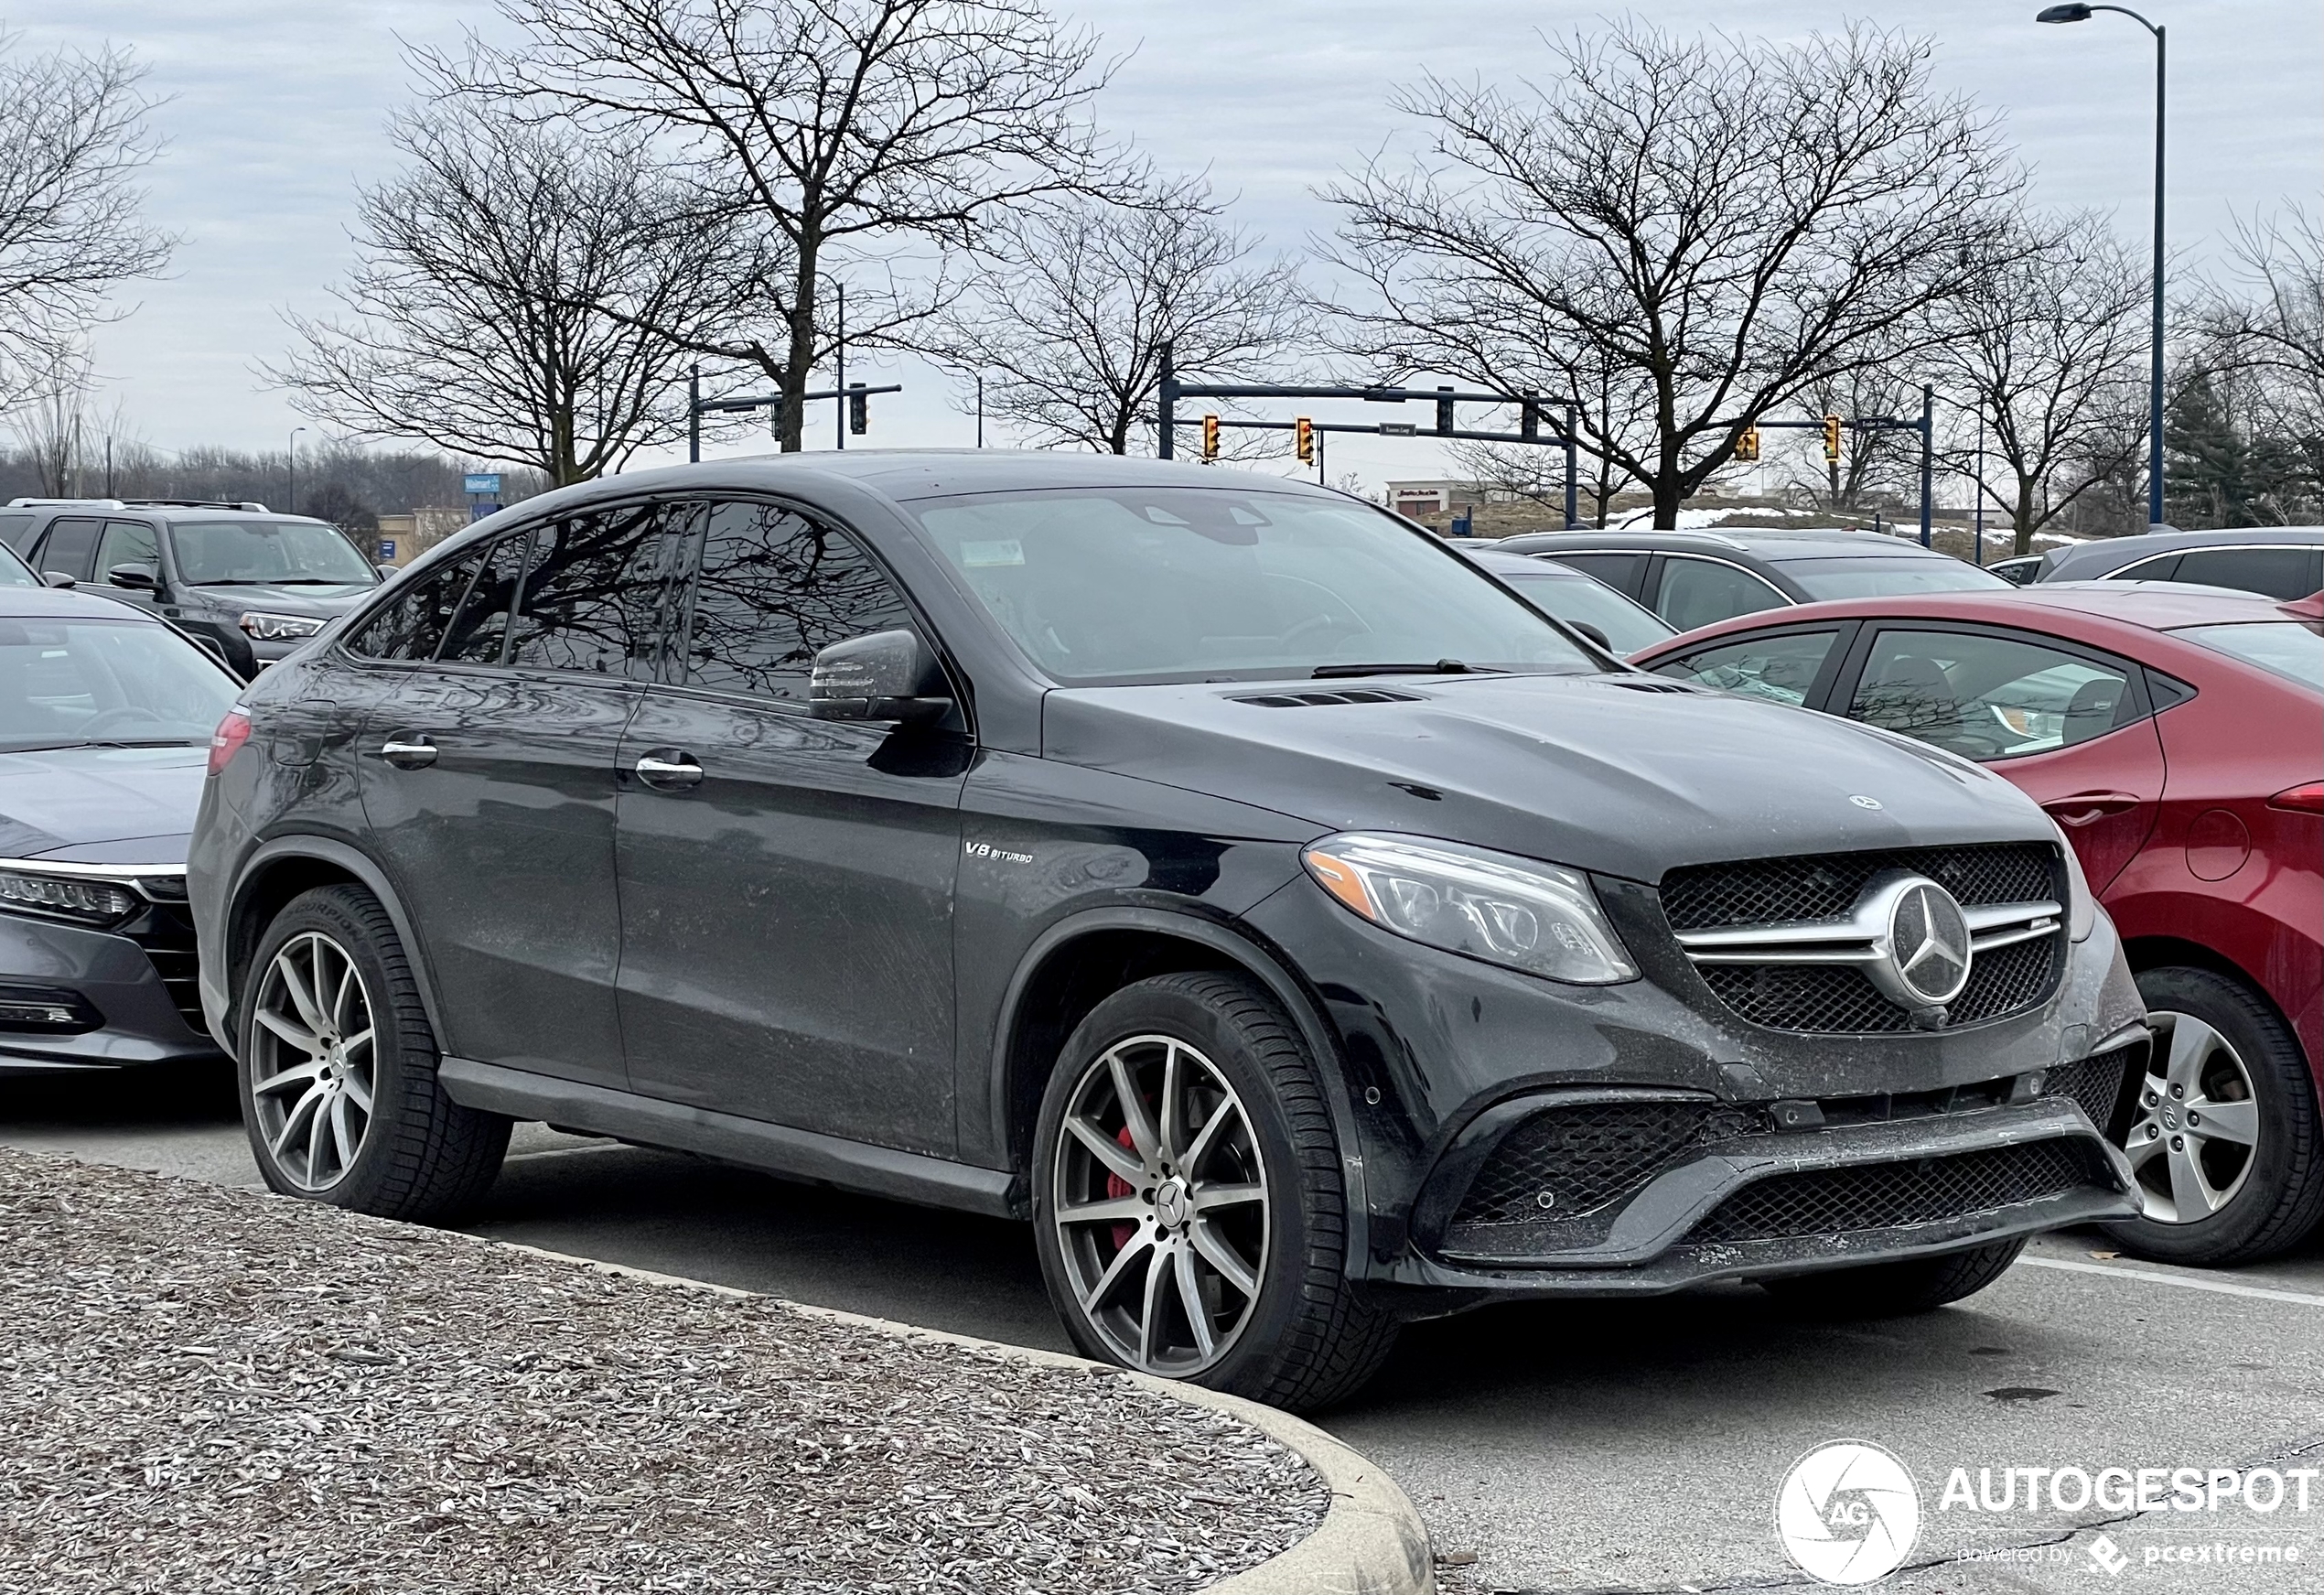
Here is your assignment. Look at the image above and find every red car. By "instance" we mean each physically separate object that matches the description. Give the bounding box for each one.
[1632,583,2323,1266]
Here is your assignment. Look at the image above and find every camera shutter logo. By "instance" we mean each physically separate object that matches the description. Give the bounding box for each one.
[1774,1440,1921,1585]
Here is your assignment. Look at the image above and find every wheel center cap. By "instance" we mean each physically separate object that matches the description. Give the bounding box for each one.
[2160,1104,2181,1132]
[1155,1178,1190,1230]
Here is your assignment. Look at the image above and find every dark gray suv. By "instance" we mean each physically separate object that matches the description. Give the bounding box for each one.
[189,454,2147,1408]
[2,499,382,677]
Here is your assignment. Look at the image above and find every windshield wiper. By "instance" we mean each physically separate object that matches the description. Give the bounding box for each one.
[1312,659,1503,679]
[188,577,347,587]
[3,738,201,753]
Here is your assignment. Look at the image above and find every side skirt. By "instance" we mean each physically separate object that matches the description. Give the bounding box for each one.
[438,1056,1017,1218]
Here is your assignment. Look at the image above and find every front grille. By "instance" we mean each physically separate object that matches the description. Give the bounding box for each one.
[1697,932,2060,1033]
[1661,843,2058,932]
[2043,1045,2142,1137]
[1453,1101,1762,1227]
[1693,1139,2094,1244]
[122,903,205,1035]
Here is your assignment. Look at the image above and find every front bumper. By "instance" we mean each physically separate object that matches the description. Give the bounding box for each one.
[0,907,221,1074]
[1240,870,2146,1299]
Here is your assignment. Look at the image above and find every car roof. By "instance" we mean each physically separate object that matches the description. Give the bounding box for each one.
[0,583,169,622]
[6,498,338,525]
[1464,549,1591,577]
[2039,525,2324,576]
[1500,526,1961,562]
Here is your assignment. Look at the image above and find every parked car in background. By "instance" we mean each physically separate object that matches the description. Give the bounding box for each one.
[1637,583,2324,1266]
[2,499,383,678]
[1464,549,1676,658]
[193,453,2145,1409]
[1986,555,2044,586]
[0,584,244,1074]
[2030,526,2324,600]
[1494,527,2010,631]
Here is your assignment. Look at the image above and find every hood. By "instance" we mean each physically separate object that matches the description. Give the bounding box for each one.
[1039,674,2052,884]
[0,744,205,863]
[175,581,374,617]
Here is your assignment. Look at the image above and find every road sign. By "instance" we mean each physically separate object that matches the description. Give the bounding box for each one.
[469,502,500,523]
[463,472,502,496]
[375,539,396,561]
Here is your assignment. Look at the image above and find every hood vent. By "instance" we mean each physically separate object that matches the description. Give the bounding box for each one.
[1232,687,1425,708]
[1607,677,1695,694]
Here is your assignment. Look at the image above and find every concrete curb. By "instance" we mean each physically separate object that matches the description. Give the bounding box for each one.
[498,1244,1436,1595]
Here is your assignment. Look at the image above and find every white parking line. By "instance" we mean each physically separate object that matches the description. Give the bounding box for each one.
[2019,1255,2324,1307]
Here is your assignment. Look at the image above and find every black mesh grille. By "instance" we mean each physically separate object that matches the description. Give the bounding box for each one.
[1453,1101,1762,1227]
[2043,1046,2140,1136]
[123,902,205,1035]
[1661,844,2058,932]
[1693,1140,2094,1243]
[1697,932,2060,1033]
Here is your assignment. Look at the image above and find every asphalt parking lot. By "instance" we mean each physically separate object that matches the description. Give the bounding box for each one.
[10,1062,2324,1593]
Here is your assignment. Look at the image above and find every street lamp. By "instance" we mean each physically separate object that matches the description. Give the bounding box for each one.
[2038,2,2168,527]
[288,426,307,515]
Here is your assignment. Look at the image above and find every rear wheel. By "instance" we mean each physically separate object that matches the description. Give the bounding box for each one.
[1761,1238,2027,1318]
[1031,971,1399,1411]
[2097,966,2324,1266]
[238,884,508,1223]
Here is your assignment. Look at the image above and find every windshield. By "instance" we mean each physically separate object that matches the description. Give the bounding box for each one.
[0,616,240,752]
[0,539,37,587]
[1778,556,2008,600]
[2170,620,2323,691]
[906,486,1598,684]
[1494,567,1674,657]
[171,519,378,587]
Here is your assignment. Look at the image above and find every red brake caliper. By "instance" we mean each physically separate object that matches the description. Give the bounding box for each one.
[1106,1126,1137,1251]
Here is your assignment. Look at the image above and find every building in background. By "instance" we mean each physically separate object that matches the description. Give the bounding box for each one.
[372,506,469,566]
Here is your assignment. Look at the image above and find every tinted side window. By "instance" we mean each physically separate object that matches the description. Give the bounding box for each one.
[1654,556,1789,630]
[2170,546,2319,601]
[1850,629,2136,761]
[37,517,102,581]
[0,513,33,550]
[1654,630,1839,706]
[507,501,694,677]
[439,532,534,666]
[2109,553,2181,583]
[345,544,494,661]
[681,502,915,701]
[96,519,160,577]
[1545,552,1642,594]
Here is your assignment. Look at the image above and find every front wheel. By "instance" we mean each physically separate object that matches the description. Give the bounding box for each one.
[1760,1238,2027,1318]
[1030,971,1399,1411]
[238,884,509,1223]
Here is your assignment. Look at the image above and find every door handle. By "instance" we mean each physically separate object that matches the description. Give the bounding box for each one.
[635,751,705,791]
[379,737,436,770]
[2042,791,2140,826]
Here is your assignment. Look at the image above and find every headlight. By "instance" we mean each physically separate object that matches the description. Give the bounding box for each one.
[2050,821,2096,942]
[239,611,326,641]
[1301,833,1638,984]
[0,869,143,925]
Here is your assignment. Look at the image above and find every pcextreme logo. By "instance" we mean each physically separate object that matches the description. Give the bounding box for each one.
[1775,1440,1922,1586]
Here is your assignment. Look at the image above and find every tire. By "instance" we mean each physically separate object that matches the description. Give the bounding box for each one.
[237,884,509,1223]
[1030,970,1399,1411]
[2095,965,2324,1266]
[1761,1238,2027,1318]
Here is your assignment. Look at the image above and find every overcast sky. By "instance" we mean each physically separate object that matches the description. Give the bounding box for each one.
[16,1,2324,495]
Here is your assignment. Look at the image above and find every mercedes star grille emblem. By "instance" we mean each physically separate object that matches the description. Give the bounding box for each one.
[1879,877,1974,1009]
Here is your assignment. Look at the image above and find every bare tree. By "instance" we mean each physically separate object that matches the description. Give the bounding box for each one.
[271,103,738,484]
[0,34,172,409]
[1778,368,1924,514]
[1938,213,2148,555]
[1321,22,2023,528]
[431,0,1115,451]
[920,177,1305,453]
[6,358,91,495]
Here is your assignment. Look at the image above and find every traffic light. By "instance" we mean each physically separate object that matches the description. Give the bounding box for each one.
[1520,393,1541,441]
[848,383,869,436]
[1296,416,1314,465]
[1436,387,1456,436]
[1200,414,1220,461]
[1734,426,1759,463]
[1822,414,1844,462]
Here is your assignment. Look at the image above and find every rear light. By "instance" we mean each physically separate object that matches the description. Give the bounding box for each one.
[208,706,252,776]
[2270,782,2324,815]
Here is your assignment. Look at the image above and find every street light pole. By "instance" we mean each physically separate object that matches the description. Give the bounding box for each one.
[2039,3,2167,526]
[288,426,307,515]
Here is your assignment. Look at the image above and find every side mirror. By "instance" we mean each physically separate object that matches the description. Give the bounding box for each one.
[107,563,159,591]
[41,570,76,588]
[1568,620,1614,653]
[809,629,952,723]
[374,563,399,581]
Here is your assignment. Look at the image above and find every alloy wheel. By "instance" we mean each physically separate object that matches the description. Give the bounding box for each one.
[1051,1034,1269,1376]
[249,931,377,1191]
[2124,1009,2260,1223]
